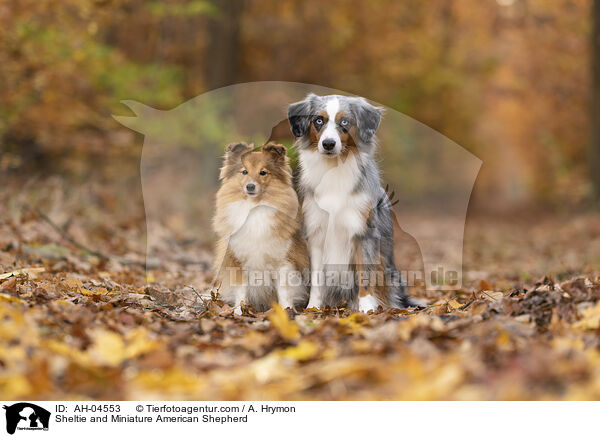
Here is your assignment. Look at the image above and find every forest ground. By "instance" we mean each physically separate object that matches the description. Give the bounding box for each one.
[1,177,599,400]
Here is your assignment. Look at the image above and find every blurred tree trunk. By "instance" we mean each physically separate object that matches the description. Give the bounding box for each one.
[205,0,244,90]
[593,0,600,200]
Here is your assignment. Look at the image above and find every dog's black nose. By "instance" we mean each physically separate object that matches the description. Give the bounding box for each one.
[322,139,336,151]
[246,183,255,192]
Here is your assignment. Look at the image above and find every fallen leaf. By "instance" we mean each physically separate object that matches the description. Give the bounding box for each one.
[0,267,45,280]
[482,290,503,301]
[448,299,463,310]
[88,330,126,367]
[88,328,159,367]
[280,340,319,361]
[574,301,600,330]
[62,277,84,291]
[339,312,370,333]
[478,280,492,292]
[268,303,299,341]
[0,293,25,305]
[80,287,114,297]
[0,277,17,292]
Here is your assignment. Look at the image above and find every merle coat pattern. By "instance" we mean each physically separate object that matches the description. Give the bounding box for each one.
[288,93,419,311]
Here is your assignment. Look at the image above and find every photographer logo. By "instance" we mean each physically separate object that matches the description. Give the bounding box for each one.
[3,403,50,435]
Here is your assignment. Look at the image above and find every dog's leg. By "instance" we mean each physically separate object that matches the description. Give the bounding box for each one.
[231,285,247,315]
[229,263,247,315]
[307,244,324,308]
[277,263,304,309]
[215,250,248,314]
[355,235,385,313]
[303,195,328,308]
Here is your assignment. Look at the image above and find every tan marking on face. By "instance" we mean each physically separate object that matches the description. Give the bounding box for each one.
[308,110,328,150]
[333,111,359,157]
[309,110,358,158]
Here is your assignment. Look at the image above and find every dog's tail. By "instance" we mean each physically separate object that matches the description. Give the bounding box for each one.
[395,293,427,309]
[389,274,426,309]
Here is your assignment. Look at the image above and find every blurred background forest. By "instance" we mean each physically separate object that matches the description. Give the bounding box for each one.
[2,0,600,402]
[1,0,598,209]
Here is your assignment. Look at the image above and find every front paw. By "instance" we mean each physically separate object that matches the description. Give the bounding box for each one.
[233,299,247,316]
[306,285,323,309]
[358,295,380,313]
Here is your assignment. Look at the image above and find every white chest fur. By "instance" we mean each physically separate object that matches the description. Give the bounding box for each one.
[300,151,370,266]
[226,200,289,269]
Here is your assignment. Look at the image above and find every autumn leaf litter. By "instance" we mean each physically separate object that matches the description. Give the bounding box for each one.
[1,202,600,400]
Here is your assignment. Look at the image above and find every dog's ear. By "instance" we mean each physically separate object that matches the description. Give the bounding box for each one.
[220,142,251,179]
[352,98,383,143]
[288,94,316,138]
[225,142,251,156]
[262,143,287,162]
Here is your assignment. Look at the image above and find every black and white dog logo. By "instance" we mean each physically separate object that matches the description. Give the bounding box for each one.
[3,403,50,435]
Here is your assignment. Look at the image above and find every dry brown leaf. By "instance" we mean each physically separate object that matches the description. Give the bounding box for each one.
[0,267,45,280]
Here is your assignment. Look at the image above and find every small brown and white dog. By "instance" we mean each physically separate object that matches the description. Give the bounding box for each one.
[212,142,309,313]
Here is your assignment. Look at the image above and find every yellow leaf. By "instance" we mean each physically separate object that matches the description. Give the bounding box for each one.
[123,327,159,358]
[88,328,159,367]
[280,340,318,361]
[268,303,299,341]
[574,301,600,330]
[350,339,372,353]
[251,353,287,384]
[88,330,126,367]
[80,287,114,297]
[133,368,205,396]
[339,312,369,332]
[0,293,25,305]
[0,375,32,399]
[448,299,463,310]
[47,328,158,368]
[45,339,91,367]
[54,298,75,307]
[496,329,511,347]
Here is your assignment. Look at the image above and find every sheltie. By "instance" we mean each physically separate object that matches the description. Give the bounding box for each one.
[213,142,308,313]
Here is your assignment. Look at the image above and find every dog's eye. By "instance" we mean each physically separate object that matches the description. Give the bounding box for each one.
[315,117,324,126]
[241,169,248,175]
[340,119,349,127]
[259,170,267,176]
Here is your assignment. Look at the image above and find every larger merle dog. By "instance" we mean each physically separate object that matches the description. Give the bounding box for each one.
[288,93,419,312]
